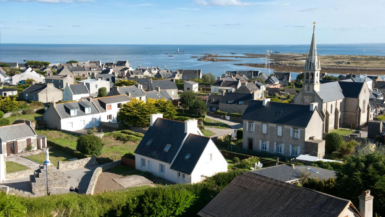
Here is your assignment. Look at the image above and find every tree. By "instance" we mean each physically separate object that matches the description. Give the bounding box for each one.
[0,63,11,67]
[67,60,78,63]
[0,111,3,118]
[153,99,177,119]
[76,134,104,156]
[25,78,35,85]
[323,76,339,81]
[97,87,108,97]
[296,73,304,82]
[180,91,197,109]
[25,61,50,69]
[202,72,216,84]
[0,192,26,217]
[190,100,207,115]
[0,119,10,126]
[115,80,138,87]
[5,68,22,77]
[175,79,184,90]
[118,98,158,127]
[0,97,18,113]
[340,140,358,156]
[325,133,343,154]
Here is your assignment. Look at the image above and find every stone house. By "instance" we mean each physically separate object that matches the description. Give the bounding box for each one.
[274,72,292,86]
[134,114,227,184]
[108,85,146,101]
[174,69,202,81]
[45,74,75,89]
[95,74,116,87]
[78,78,111,96]
[224,70,260,80]
[0,123,47,156]
[184,81,199,92]
[63,84,90,101]
[114,60,130,77]
[0,89,18,97]
[211,80,241,93]
[11,68,45,85]
[242,99,325,158]
[151,80,179,100]
[70,66,103,78]
[217,92,259,114]
[20,83,63,103]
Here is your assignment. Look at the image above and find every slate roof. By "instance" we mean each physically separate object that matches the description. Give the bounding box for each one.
[207,94,223,106]
[317,82,345,102]
[251,164,336,182]
[55,101,99,119]
[198,172,356,217]
[0,88,17,93]
[57,66,74,76]
[116,60,128,66]
[45,75,68,80]
[146,91,167,100]
[176,69,202,80]
[135,118,187,164]
[266,76,279,84]
[69,85,89,95]
[242,100,317,128]
[0,123,36,141]
[225,70,260,79]
[274,72,292,81]
[219,93,253,105]
[254,81,265,88]
[151,80,177,90]
[22,84,47,94]
[257,73,269,81]
[338,81,364,98]
[211,80,238,88]
[169,134,210,175]
[132,78,152,91]
[117,86,145,97]
[0,67,8,78]
[374,81,385,90]
[235,82,259,93]
[97,95,130,104]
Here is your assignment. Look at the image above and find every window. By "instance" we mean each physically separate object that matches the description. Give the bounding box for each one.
[146,139,153,146]
[331,104,333,114]
[118,103,122,108]
[141,158,146,168]
[228,100,233,104]
[293,129,300,139]
[210,154,213,161]
[182,174,185,179]
[107,115,112,120]
[185,154,191,160]
[277,144,283,154]
[178,172,181,179]
[239,101,244,105]
[292,146,300,156]
[164,144,171,152]
[172,90,174,95]
[277,126,282,136]
[95,84,98,88]
[106,105,112,110]
[248,122,254,132]
[85,107,91,114]
[262,124,267,134]
[159,164,165,175]
[148,160,153,171]
[262,141,268,151]
[70,109,77,116]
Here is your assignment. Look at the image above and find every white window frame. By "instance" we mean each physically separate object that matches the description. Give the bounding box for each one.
[148,160,153,171]
[277,126,282,136]
[70,109,77,116]
[293,129,300,139]
[277,144,284,154]
[159,164,165,175]
[85,107,91,114]
[141,158,146,169]
[262,124,267,134]
[262,141,268,151]
[248,122,254,132]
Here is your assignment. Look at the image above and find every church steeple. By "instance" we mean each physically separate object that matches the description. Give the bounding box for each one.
[304,22,321,92]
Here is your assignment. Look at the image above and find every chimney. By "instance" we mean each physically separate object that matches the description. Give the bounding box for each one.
[150,113,163,127]
[185,119,198,134]
[222,90,226,96]
[359,190,373,217]
[136,84,143,90]
[262,98,270,106]
[291,164,295,169]
[156,86,161,92]
[253,91,258,100]
[310,102,318,111]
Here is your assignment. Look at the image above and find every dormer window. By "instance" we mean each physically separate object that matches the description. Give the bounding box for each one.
[228,100,233,104]
[185,154,191,160]
[164,144,171,152]
[70,109,77,116]
[85,107,91,114]
[239,101,244,105]
[146,139,153,146]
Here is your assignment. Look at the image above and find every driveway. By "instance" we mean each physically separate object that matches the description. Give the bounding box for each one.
[205,114,243,138]
[206,114,243,129]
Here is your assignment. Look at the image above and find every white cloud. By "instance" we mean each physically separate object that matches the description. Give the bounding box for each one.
[195,0,253,6]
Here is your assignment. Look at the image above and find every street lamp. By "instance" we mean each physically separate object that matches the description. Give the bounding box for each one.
[43,148,51,195]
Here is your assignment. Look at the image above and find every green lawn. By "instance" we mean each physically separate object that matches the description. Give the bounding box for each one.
[6,161,29,173]
[203,117,231,129]
[25,149,75,167]
[36,130,78,150]
[5,113,42,124]
[330,128,355,136]
[201,129,215,137]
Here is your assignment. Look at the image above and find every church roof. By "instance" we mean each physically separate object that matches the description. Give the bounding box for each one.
[317,82,345,102]
[305,23,321,71]
[338,81,364,98]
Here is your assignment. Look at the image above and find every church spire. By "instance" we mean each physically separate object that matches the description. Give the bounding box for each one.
[305,22,321,71]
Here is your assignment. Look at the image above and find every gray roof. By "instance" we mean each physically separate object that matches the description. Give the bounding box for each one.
[0,123,36,141]
[338,81,364,98]
[212,80,239,88]
[45,75,68,80]
[0,89,17,93]
[207,94,223,106]
[97,95,130,104]
[198,172,356,217]
[55,101,99,119]
[151,80,177,90]
[251,164,336,182]
[374,81,385,90]
[145,91,167,100]
[220,93,254,105]
[235,83,259,93]
[131,78,152,91]
[22,84,47,94]
[317,82,345,102]
[257,73,269,81]
[70,85,89,95]
[116,60,129,66]
[117,86,145,98]
[0,67,8,78]
[242,100,319,128]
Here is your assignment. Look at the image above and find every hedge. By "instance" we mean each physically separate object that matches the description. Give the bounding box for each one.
[215,110,227,115]
[47,140,87,159]
[230,113,242,118]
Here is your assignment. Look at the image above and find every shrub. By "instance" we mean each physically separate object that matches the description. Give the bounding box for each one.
[198,125,205,131]
[311,161,344,172]
[0,192,26,217]
[237,157,259,170]
[123,152,135,159]
[0,118,10,126]
[26,144,33,152]
[230,113,242,118]
[215,110,227,115]
[22,109,35,115]
[236,129,243,140]
[97,87,108,97]
[340,140,358,156]
[120,130,144,137]
[0,111,3,118]
[325,133,343,154]
[303,178,337,195]
[173,116,190,122]
[233,157,240,163]
[76,134,104,156]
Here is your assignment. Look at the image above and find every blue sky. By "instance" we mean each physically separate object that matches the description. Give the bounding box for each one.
[0,0,384,44]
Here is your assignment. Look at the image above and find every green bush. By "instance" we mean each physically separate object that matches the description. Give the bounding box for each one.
[311,161,344,172]
[105,131,142,143]
[233,157,240,163]
[237,157,259,169]
[340,140,358,156]
[22,109,34,115]
[325,133,343,154]
[173,116,190,122]
[303,178,337,195]
[236,129,243,140]
[0,192,26,217]
[230,113,242,118]
[215,110,227,115]
[97,87,108,97]
[0,118,10,126]
[123,152,135,159]
[120,130,144,137]
[76,135,104,156]
[0,111,4,118]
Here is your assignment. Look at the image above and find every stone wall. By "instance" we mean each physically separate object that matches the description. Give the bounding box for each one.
[86,160,121,195]
[6,169,35,180]
[101,122,119,129]
[58,157,98,171]
[121,157,135,168]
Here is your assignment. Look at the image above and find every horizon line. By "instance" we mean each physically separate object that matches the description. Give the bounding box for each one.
[1,43,385,46]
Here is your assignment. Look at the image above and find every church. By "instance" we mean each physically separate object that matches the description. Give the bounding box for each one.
[293,24,372,133]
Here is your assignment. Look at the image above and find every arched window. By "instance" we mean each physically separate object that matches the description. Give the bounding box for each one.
[310,73,314,83]
[330,104,333,114]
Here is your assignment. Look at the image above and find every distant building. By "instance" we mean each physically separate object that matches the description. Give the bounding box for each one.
[63,84,90,101]
[78,78,111,96]
[108,85,146,101]
[45,74,75,89]
[0,67,10,83]
[11,68,45,85]
[274,72,293,86]
[20,83,63,103]
[184,81,199,92]
[211,80,241,93]
[0,89,18,97]
[223,70,260,80]
[174,69,202,81]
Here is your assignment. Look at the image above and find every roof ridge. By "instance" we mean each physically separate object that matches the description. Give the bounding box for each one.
[188,133,210,139]
[0,123,27,128]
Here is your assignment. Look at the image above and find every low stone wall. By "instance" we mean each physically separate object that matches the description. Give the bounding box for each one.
[229,116,242,123]
[85,160,121,195]
[58,157,98,171]
[101,122,119,129]
[6,169,35,180]
[121,157,135,168]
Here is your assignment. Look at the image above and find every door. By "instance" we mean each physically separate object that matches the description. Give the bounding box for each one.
[6,142,12,156]
[248,138,253,150]
[42,138,46,149]
[27,138,32,149]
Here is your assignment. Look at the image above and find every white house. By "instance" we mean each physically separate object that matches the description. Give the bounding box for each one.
[0,67,10,83]
[108,85,146,101]
[184,81,199,92]
[63,84,90,101]
[11,67,45,85]
[43,95,130,131]
[78,78,110,95]
[134,114,228,184]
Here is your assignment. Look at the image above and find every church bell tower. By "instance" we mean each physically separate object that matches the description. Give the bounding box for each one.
[303,22,321,93]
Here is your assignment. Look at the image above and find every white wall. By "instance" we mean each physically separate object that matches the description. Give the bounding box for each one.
[60,114,101,131]
[12,73,45,85]
[99,101,129,123]
[211,86,235,93]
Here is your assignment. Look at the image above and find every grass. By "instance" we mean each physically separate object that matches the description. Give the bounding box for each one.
[6,161,29,173]
[4,113,42,124]
[330,128,355,136]
[203,117,231,129]
[25,149,75,167]
[201,128,215,137]
[374,115,385,121]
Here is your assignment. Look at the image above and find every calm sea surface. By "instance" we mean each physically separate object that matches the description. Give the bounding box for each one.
[1,44,385,78]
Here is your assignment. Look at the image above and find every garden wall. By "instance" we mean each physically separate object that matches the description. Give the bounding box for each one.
[6,169,35,180]
[101,122,119,129]
[58,157,98,171]
[86,160,121,195]
[121,157,135,168]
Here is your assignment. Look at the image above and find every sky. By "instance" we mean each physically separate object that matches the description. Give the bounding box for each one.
[0,0,384,45]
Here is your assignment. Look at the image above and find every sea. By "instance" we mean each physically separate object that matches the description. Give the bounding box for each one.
[1,44,385,79]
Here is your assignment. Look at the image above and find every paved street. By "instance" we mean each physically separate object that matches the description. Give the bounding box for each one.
[205,115,243,138]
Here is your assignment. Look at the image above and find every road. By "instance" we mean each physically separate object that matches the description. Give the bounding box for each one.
[205,114,243,138]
